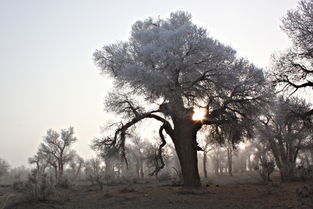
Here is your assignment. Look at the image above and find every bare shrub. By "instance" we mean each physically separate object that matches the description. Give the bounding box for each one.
[21,169,56,201]
[84,158,105,190]
[57,176,71,189]
[255,161,275,181]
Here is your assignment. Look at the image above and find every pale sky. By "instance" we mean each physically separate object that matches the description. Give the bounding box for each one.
[0,0,299,167]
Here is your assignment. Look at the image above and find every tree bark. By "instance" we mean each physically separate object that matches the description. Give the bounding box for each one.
[172,120,201,187]
[203,151,208,178]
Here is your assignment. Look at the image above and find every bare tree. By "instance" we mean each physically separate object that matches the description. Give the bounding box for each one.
[0,158,9,180]
[226,141,234,176]
[28,152,51,176]
[127,136,156,179]
[272,0,313,116]
[202,139,213,178]
[250,141,275,181]
[93,11,268,187]
[257,96,312,181]
[68,153,84,181]
[199,133,217,178]
[38,127,77,181]
[209,118,254,176]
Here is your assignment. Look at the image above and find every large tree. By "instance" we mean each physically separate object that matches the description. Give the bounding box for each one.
[94,11,267,187]
[272,0,313,116]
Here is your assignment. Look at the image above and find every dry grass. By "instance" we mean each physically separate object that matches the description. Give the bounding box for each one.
[0,173,308,209]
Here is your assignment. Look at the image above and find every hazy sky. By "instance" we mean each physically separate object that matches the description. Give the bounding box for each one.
[0,0,299,167]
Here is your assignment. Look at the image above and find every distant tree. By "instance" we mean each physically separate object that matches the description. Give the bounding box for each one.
[128,136,150,179]
[68,153,84,180]
[9,166,30,183]
[0,158,10,179]
[28,151,51,177]
[210,146,227,175]
[37,127,77,180]
[94,11,268,187]
[199,132,220,178]
[232,146,252,173]
[225,141,234,176]
[210,121,253,176]
[201,138,214,178]
[272,0,313,116]
[257,96,313,181]
[84,158,105,190]
[250,141,275,181]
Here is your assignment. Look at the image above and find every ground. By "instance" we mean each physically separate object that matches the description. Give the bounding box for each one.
[0,173,310,209]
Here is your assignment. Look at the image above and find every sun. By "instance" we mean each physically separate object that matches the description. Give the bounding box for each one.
[192,108,206,121]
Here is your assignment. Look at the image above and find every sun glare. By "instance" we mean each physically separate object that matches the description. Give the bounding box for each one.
[192,108,206,121]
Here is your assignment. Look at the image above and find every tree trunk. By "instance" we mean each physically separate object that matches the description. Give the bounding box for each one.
[135,157,140,179]
[140,158,144,179]
[105,159,114,179]
[56,157,64,181]
[172,120,201,187]
[227,145,233,176]
[247,153,252,172]
[279,163,296,182]
[60,164,64,177]
[269,140,297,182]
[53,165,58,180]
[203,151,208,178]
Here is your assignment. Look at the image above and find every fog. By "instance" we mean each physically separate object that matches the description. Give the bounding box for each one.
[0,0,298,167]
[1,1,313,209]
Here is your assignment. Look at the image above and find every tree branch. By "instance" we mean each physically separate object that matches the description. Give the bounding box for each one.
[150,124,167,176]
[94,111,173,168]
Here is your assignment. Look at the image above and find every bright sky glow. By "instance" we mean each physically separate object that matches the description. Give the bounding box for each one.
[192,108,207,121]
[0,0,299,166]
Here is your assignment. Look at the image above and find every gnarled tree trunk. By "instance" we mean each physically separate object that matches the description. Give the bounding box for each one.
[172,119,201,187]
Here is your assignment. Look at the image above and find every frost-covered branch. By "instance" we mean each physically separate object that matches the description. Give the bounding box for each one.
[271,0,313,98]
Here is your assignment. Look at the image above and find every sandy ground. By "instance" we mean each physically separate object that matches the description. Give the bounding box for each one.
[0,173,310,209]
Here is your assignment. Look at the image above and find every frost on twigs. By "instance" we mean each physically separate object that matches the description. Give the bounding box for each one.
[271,0,313,107]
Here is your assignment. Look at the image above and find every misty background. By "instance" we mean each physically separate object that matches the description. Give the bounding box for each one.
[0,0,299,166]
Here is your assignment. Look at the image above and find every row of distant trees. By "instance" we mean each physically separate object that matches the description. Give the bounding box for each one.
[1,115,311,189]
